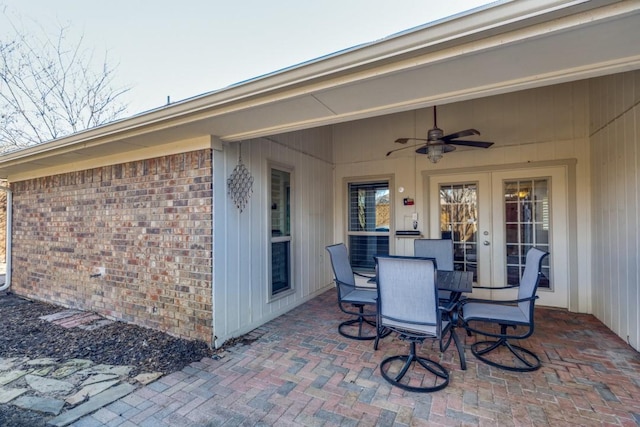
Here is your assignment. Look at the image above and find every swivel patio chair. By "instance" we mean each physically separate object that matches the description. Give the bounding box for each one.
[373,256,465,392]
[326,243,381,340]
[460,247,549,371]
[414,238,455,305]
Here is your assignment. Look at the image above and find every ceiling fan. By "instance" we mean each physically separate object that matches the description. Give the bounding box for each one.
[386,106,494,162]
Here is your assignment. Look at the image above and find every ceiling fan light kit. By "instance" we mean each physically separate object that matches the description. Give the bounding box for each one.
[386,106,494,162]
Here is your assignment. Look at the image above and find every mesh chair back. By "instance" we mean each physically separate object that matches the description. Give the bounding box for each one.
[376,256,440,337]
[414,239,454,271]
[517,247,549,320]
[326,244,356,296]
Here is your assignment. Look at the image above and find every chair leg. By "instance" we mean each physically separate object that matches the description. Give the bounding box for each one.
[451,328,467,371]
[440,325,466,371]
[338,304,377,340]
[469,325,540,372]
[379,340,449,392]
[373,324,391,350]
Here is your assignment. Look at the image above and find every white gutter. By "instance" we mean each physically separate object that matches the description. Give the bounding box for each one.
[0,186,11,292]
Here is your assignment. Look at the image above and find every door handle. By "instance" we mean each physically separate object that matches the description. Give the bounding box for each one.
[483,240,490,246]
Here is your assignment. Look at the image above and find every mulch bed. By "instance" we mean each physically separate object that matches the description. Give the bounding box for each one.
[0,291,217,426]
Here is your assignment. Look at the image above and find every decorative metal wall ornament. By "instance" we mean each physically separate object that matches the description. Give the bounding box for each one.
[227,143,254,212]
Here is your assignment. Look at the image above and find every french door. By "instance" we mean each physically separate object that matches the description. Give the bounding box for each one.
[428,166,568,308]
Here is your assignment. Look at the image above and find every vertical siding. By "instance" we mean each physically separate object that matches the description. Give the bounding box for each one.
[212,127,334,346]
[333,82,591,311]
[589,70,640,351]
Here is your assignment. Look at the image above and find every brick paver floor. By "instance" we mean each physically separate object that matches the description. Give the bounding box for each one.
[72,289,640,426]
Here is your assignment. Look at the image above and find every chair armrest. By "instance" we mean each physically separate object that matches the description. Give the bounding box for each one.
[354,271,375,279]
[439,300,457,313]
[471,284,519,290]
[334,279,355,289]
[460,295,539,306]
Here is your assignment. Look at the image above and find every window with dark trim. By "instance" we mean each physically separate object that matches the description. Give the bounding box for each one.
[347,181,390,271]
[270,168,292,297]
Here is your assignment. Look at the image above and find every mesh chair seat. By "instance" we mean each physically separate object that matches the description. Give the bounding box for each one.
[341,288,377,305]
[462,303,528,325]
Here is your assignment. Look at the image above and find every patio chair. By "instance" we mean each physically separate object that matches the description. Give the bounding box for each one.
[373,256,465,392]
[326,243,381,340]
[460,247,549,371]
[414,238,455,304]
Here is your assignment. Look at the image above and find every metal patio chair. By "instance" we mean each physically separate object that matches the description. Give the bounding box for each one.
[373,256,465,392]
[326,243,381,340]
[414,238,455,304]
[460,247,549,371]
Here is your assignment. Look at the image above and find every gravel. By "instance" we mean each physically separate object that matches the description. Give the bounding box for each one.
[0,291,216,426]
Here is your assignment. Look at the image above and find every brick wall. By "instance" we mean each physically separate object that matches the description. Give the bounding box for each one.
[10,150,213,344]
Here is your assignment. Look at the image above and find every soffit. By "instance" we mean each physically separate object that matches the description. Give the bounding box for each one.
[0,0,638,179]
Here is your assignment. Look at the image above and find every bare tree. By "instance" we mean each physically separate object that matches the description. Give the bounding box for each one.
[0,9,129,152]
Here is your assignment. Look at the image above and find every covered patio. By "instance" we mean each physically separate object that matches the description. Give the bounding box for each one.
[76,289,640,426]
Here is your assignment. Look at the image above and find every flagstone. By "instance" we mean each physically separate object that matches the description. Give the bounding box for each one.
[80,364,132,377]
[0,370,28,386]
[13,395,65,415]
[0,386,28,403]
[0,357,20,371]
[48,383,136,427]
[52,365,82,378]
[62,358,93,368]
[65,379,119,406]
[134,372,163,385]
[81,373,119,386]
[31,366,54,376]
[25,374,74,394]
[26,357,59,366]
[39,310,82,322]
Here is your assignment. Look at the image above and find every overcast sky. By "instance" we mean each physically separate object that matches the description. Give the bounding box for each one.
[2,1,494,115]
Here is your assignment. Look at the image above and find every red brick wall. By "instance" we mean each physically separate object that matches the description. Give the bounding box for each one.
[10,150,213,344]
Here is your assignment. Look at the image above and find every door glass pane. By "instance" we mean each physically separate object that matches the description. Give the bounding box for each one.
[347,181,390,271]
[439,183,478,279]
[503,179,550,287]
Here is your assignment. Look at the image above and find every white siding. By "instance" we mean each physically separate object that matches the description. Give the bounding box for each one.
[212,127,334,347]
[332,81,592,313]
[210,75,640,353]
[590,70,640,351]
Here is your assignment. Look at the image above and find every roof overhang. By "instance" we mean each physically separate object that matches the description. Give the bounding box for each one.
[1,0,639,179]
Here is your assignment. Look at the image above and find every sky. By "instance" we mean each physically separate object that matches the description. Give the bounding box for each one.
[1,0,494,115]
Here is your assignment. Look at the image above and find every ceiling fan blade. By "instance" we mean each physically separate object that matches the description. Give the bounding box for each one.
[394,137,428,144]
[446,140,494,148]
[442,129,480,141]
[386,144,424,156]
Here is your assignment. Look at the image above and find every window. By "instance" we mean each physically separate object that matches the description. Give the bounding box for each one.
[270,167,292,298]
[347,181,390,271]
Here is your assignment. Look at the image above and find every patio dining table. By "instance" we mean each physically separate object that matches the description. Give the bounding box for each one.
[437,270,474,295]
[368,263,474,304]
[436,269,474,308]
